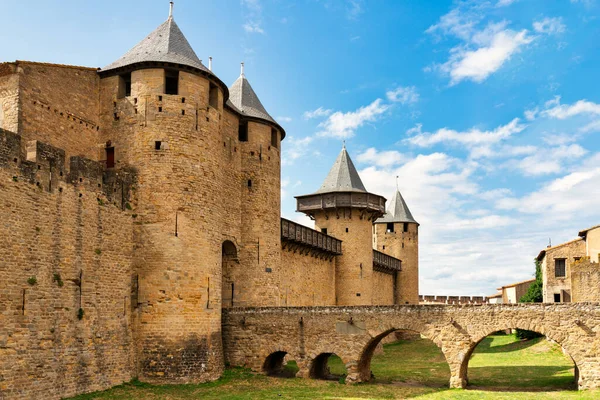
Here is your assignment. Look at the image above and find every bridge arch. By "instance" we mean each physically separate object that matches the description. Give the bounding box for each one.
[459,324,580,389]
[355,326,451,384]
[309,352,347,381]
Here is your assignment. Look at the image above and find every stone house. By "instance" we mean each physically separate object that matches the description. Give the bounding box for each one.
[537,225,600,303]
[496,278,535,304]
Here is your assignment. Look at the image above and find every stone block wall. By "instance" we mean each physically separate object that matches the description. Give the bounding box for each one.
[0,129,136,400]
[279,250,336,306]
[571,260,600,302]
[372,270,394,305]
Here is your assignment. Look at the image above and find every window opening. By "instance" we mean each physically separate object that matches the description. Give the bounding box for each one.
[247,179,252,188]
[165,70,179,95]
[403,223,409,232]
[238,121,248,142]
[105,147,115,169]
[155,141,162,150]
[387,223,394,233]
[346,227,349,233]
[209,82,218,108]
[271,128,278,148]
[555,259,566,278]
[321,228,327,235]
[554,293,561,302]
[118,73,131,98]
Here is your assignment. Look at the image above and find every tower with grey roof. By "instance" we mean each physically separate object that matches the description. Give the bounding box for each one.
[374,188,420,304]
[96,6,285,385]
[296,145,387,305]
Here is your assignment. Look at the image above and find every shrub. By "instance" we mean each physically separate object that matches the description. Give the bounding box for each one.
[77,308,85,320]
[27,276,37,285]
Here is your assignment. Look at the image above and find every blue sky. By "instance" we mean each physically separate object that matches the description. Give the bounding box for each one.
[3,0,600,296]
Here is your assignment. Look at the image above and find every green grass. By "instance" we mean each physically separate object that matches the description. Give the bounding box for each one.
[69,334,598,400]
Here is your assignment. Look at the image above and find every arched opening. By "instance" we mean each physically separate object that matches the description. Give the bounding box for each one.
[221,240,238,308]
[263,351,299,378]
[463,329,577,391]
[357,328,450,387]
[310,353,346,381]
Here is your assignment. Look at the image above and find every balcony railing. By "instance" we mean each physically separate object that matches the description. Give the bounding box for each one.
[281,218,342,255]
[373,250,401,273]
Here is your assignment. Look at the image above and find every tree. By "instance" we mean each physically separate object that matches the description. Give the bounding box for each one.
[516,259,543,339]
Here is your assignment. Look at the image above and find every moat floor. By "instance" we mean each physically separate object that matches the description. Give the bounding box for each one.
[71,334,595,399]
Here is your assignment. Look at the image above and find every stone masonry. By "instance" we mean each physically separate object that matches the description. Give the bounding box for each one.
[223,304,600,390]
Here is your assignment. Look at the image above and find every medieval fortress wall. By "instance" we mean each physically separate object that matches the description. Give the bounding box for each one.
[0,13,421,400]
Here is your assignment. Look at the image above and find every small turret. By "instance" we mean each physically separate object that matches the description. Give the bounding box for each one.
[374,187,419,304]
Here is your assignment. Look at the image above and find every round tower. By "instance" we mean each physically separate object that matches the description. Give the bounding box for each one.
[97,9,232,384]
[225,64,285,307]
[296,145,386,305]
[373,188,419,304]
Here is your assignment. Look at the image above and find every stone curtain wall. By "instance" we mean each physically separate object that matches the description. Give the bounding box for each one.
[372,270,394,305]
[0,64,20,133]
[14,62,101,161]
[223,304,600,390]
[0,129,136,400]
[279,251,336,306]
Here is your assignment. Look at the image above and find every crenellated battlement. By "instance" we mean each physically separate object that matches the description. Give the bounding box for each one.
[0,128,136,209]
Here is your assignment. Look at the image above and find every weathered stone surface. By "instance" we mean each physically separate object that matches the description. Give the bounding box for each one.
[223,304,600,390]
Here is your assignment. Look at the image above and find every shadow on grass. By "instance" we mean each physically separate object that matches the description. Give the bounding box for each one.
[467,365,576,392]
[474,336,541,354]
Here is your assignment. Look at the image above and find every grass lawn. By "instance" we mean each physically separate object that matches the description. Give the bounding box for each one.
[70,334,596,400]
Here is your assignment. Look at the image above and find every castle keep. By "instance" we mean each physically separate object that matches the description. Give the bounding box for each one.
[0,9,419,399]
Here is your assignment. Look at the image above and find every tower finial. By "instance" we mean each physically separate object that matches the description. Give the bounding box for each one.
[342,140,346,149]
[169,1,174,17]
[396,175,399,191]
[209,56,213,71]
[241,62,245,76]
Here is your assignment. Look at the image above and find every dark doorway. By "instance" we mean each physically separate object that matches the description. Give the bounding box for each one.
[105,147,115,168]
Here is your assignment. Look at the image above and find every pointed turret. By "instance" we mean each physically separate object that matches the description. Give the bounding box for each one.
[227,64,285,137]
[315,145,367,194]
[376,189,418,225]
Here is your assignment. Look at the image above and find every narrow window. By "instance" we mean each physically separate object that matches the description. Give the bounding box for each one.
[321,228,327,235]
[105,147,115,169]
[209,82,219,108]
[247,179,252,188]
[345,227,349,233]
[403,223,408,233]
[387,223,394,233]
[554,293,561,303]
[118,73,131,98]
[165,70,179,95]
[238,121,248,142]
[555,259,566,277]
[271,128,278,148]
[155,141,162,150]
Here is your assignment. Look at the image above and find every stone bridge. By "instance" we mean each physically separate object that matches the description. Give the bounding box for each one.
[222,304,600,390]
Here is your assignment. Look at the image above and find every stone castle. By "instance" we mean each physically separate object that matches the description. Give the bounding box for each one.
[0,9,419,399]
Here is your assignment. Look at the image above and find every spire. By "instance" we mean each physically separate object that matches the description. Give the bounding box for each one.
[228,67,281,128]
[101,13,211,74]
[315,145,367,194]
[376,189,418,225]
[169,1,174,17]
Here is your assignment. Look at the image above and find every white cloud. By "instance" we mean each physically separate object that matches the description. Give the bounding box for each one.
[524,107,538,121]
[356,148,407,167]
[533,17,566,35]
[512,144,587,176]
[542,99,600,119]
[406,118,526,148]
[277,116,292,123]
[303,107,333,120]
[282,136,314,166]
[347,0,364,20]
[427,5,535,85]
[386,86,420,104]
[317,99,389,139]
[580,120,600,133]
[241,0,265,34]
[497,0,519,6]
[442,28,534,85]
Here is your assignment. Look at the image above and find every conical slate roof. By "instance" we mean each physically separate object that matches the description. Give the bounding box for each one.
[229,72,277,125]
[315,145,367,194]
[376,189,418,225]
[101,16,211,74]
